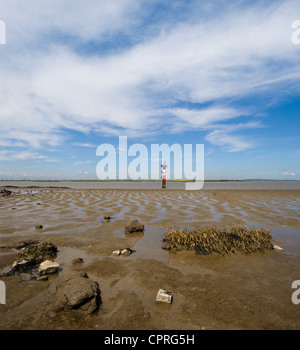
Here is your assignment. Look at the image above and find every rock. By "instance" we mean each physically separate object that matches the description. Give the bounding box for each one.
[11,258,36,274]
[156,289,173,304]
[72,258,84,265]
[112,250,121,256]
[3,241,58,277]
[112,248,134,256]
[35,225,43,229]
[0,189,12,197]
[102,216,111,223]
[17,241,57,264]
[125,220,144,234]
[54,272,101,315]
[38,260,60,276]
[121,248,133,256]
[271,243,284,251]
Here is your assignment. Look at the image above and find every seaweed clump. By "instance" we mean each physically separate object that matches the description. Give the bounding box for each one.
[17,241,57,264]
[3,241,58,276]
[163,226,272,255]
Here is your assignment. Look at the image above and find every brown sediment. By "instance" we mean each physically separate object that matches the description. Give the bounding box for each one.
[0,188,299,330]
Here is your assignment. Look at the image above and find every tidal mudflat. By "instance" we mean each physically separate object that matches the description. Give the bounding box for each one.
[0,185,300,330]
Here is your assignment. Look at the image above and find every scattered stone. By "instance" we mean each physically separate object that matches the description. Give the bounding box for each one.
[156,289,173,304]
[125,220,144,234]
[102,216,111,223]
[121,248,133,256]
[54,271,101,315]
[35,225,43,229]
[11,258,36,274]
[72,257,84,265]
[3,241,58,277]
[271,243,284,251]
[112,248,134,257]
[0,189,12,197]
[38,260,60,276]
[112,250,121,256]
[17,241,57,264]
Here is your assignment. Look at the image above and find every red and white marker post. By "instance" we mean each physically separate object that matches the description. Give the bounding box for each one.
[161,161,168,188]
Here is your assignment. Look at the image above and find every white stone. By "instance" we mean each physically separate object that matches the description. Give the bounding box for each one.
[112,250,121,256]
[38,260,60,276]
[156,289,173,304]
[12,259,31,268]
[271,243,284,251]
[121,248,132,256]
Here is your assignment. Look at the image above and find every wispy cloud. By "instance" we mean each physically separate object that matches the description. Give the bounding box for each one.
[281,171,296,176]
[205,130,252,152]
[0,150,59,162]
[73,143,97,148]
[0,0,300,159]
[73,160,92,166]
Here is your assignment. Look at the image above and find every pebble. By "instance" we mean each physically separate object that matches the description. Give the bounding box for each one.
[112,248,133,256]
[72,258,84,265]
[38,260,60,276]
[112,250,121,256]
[156,289,173,304]
[271,243,284,251]
[121,248,132,256]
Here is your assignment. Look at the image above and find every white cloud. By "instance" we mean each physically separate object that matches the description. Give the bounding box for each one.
[73,143,97,148]
[281,171,296,176]
[73,160,92,166]
[0,150,58,162]
[1,0,140,44]
[0,0,300,153]
[205,130,252,152]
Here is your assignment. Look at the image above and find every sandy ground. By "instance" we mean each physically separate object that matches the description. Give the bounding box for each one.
[0,188,300,330]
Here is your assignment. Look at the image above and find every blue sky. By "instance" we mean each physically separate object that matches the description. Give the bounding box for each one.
[0,0,300,180]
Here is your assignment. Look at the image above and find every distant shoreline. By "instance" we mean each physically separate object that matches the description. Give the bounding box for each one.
[0,179,299,182]
[1,180,300,190]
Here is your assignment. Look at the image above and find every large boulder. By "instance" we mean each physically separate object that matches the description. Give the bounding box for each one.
[54,272,101,315]
[125,220,144,234]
